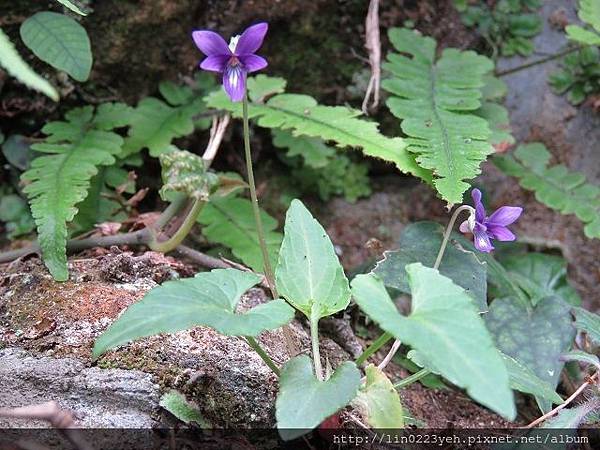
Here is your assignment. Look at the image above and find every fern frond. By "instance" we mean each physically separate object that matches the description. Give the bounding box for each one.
[476,75,515,149]
[22,105,125,280]
[0,27,58,101]
[205,75,429,183]
[566,0,600,45]
[493,143,600,238]
[123,77,214,157]
[382,27,496,205]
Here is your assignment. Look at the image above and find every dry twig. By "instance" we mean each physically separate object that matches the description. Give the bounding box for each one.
[362,0,381,114]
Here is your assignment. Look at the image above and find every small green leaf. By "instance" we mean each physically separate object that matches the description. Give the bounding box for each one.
[248,74,287,102]
[351,265,515,420]
[373,221,488,311]
[486,296,575,412]
[0,27,59,101]
[20,12,92,82]
[501,352,563,405]
[573,307,600,345]
[93,268,295,358]
[198,196,282,272]
[561,350,600,371]
[275,199,351,319]
[159,391,209,427]
[276,355,361,440]
[2,134,33,170]
[272,129,334,168]
[92,102,134,131]
[353,364,404,428]
[54,0,88,16]
[566,25,600,45]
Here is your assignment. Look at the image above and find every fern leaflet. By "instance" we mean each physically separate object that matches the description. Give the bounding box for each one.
[566,0,600,45]
[22,105,127,280]
[493,143,600,238]
[383,27,496,205]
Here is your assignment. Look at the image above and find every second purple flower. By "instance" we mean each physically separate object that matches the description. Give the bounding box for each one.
[192,23,269,102]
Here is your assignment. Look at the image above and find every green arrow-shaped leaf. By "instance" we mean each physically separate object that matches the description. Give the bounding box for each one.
[351,264,515,420]
[501,352,563,405]
[276,355,361,440]
[353,364,404,428]
[93,268,294,358]
[275,199,350,320]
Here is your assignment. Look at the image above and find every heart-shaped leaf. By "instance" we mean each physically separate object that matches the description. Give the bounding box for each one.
[351,264,515,420]
[276,355,361,440]
[374,221,487,311]
[20,12,92,82]
[573,307,600,345]
[352,364,404,428]
[501,353,563,405]
[93,268,294,358]
[486,296,575,412]
[275,199,350,320]
[499,253,581,306]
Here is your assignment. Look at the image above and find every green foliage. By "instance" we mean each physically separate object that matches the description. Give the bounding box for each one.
[123,77,213,157]
[55,0,88,16]
[477,75,515,149]
[549,47,600,105]
[493,143,600,238]
[275,199,351,320]
[456,0,543,57]
[382,28,495,205]
[197,195,282,272]
[351,265,515,419]
[159,391,209,427]
[159,150,218,201]
[206,75,429,183]
[486,296,575,412]
[352,364,404,428]
[373,221,488,311]
[573,307,600,345]
[272,129,372,202]
[0,27,59,101]
[22,105,128,280]
[501,352,563,405]
[566,0,600,46]
[561,350,600,371]
[542,400,600,428]
[93,269,295,358]
[0,193,35,239]
[2,134,34,170]
[20,12,92,82]
[275,355,361,440]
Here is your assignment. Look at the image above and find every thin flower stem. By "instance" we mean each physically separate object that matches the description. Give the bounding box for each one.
[244,336,280,377]
[355,331,393,366]
[148,198,205,253]
[393,368,430,389]
[377,339,401,371]
[433,205,475,270]
[310,310,324,381]
[242,94,277,298]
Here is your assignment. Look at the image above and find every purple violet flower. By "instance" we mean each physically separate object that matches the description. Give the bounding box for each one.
[459,188,523,253]
[192,23,268,102]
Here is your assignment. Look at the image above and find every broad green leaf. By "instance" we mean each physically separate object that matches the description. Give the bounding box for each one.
[205,77,429,183]
[159,150,218,200]
[93,268,294,358]
[276,355,361,440]
[486,296,575,412]
[566,25,600,45]
[501,352,563,405]
[382,27,495,205]
[20,12,92,82]
[573,307,600,345]
[351,265,515,419]
[198,196,282,272]
[561,350,600,371]
[22,106,123,280]
[499,253,581,306]
[0,28,58,101]
[494,143,600,239]
[352,364,404,428]
[159,391,209,427]
[275,199,351,319]
[55,0,88,15]
[373,221,488,311]
[272,129,334,168]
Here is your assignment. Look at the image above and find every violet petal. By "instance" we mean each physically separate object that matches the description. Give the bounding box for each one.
[235,22,268,55]
[223,64,247,102]
[239,54,268,73]
[192,30,231,57]
[471,188,486,223]
[459,220,470,233]
[488,206,523,227]
[488,225,516,241]
[473,229,494,253]
[200,55,229,72]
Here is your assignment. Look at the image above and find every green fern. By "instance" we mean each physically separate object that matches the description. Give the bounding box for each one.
[382,27,496,205]
[0,27,59,101]
[21,105,128,280]
[205,74,429,183]
[493,143,600,238]
[477,75,515,149]
[566,0,600,45]
[123,76,213,157]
